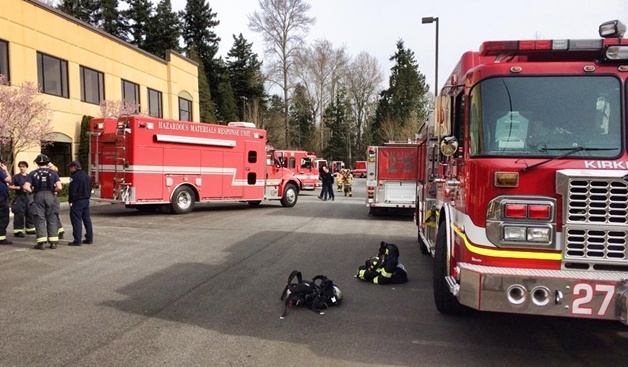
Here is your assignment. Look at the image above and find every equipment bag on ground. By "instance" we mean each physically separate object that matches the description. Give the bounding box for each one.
[280,270,342,318]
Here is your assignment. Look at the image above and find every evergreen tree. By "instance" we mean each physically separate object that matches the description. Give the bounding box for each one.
[214,71,238,123]
[126,0,153,49]
[289,84,315,151]
[57,0,98,24]
[371,39,428,144]
[261,95,286,148]
[322,89,351,162]
[96,0,129,41]
[180,0,220,65]
[226,34,264,122]
[186,44,217,122]
[144,0,181,59]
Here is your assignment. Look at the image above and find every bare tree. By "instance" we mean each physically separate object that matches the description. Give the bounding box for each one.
[248,0,315,145]
[293,39,347,152]
[99,100,141,118]
[345,52,384,155]
[0,76,55,168]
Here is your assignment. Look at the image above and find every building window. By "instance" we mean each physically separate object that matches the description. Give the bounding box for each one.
[42,142,72,177]
[148,88,163,118]
[0,40,8,82]
[37,52,69,98]
[179,97,192,121]
[122,79,140,112]
[80,66,104,105]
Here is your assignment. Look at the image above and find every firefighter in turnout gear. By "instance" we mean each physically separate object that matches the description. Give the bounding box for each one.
[9,161,35,237]
[48,163,65,239]
[336,170,344,192]
[23,154,62,250]
[0,157,12,245]
[341,169,353,197]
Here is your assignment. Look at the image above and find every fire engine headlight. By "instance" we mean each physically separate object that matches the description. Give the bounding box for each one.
[527,227,551,243]
[606,46,628,60]
[504,226,526,241]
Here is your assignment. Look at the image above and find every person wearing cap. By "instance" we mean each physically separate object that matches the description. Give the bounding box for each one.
[9,161,35,237]
[48,163,66,240]
[67,160,93,246]
[23,154,62,250]
[0,157,12,245]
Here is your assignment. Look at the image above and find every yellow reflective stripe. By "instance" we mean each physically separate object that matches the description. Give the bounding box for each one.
[48,236,59,242]
[452,226,562,261]
[36,237,48,243]
[373,277,379,284]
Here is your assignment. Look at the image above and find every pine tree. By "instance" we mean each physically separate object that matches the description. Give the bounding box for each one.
[322,89,351,162]
[125,0,153,49]
[226,34,264,122]
[180,0,220,65]
[186,45,217,123]
[96,0,129,41]
[57,0,98,24]
[215,71,238,123]
[289,84,315,151]
[144,0,181,59]
[371,39,428,144]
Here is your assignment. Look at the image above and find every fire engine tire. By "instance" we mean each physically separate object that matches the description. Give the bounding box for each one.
[434,223,468,315]
[280,183,298,208]
[248,200,262,207]
[171,186,195,214]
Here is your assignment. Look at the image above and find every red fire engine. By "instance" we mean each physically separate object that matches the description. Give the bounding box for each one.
[415,20,628,323]
[89,116,302,213]
[366,143,418,215]
[275,150,319,190]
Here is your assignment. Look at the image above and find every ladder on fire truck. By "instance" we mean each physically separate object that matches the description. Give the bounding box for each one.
[113,116,131,202]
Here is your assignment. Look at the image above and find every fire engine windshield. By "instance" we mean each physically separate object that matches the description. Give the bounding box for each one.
[469,76,622,158]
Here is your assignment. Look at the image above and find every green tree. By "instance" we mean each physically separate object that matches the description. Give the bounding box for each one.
[180,0,220,66]
[144,0,181,59]
[214,69,238,123]
[371,39,428,144]
[260,95,286,148]
[226,34,264,122]
[289,84,315,151]
[186,45,216,123]
[322,89,351,162]
[96,0,129,41]
[126,0,153,49]
[56,0,98,24]
[78,115,92,171]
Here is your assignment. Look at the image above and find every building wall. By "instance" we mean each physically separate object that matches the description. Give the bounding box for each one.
[0,0,200,168]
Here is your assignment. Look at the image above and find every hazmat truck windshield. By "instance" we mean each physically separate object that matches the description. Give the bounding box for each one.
[469,76,622,158]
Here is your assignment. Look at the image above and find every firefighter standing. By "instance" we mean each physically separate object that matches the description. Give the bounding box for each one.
[336,170,343,192]
[342,169,353,197]
[0,158,12,245]
[9,161,35,237]
[23,154,62,250]
[48,163,65,239]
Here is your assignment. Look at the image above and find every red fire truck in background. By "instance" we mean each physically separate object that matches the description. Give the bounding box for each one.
[415,20,628,324]
[365,143,418,215]
[275,150,319,190]
[89,116,302,214]
[352,160,367,178]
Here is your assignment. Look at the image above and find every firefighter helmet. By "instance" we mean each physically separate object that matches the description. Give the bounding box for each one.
[34,154,50,165]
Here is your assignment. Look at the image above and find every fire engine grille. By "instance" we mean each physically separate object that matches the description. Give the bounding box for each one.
[566,178,628,224]
[558,173,628,270]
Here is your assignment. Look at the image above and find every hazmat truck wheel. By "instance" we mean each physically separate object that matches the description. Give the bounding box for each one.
[280,183,298,207]
[171,186,195,214]
[434,223,467,315]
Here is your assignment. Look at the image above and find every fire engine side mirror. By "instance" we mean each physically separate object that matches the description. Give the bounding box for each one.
[440,136,458,157]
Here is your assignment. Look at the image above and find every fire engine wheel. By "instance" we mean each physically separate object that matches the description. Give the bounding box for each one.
[171,186,195,214]
[280,183,298,208]
[434,223,468,315]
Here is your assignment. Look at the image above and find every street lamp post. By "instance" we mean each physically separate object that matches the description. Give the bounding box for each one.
[421,16,439,97]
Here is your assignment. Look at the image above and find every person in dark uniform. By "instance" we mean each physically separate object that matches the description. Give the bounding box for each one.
[0,157,12,245]
[9,161,35,237]
[48,163,65,239]
[23,154,62,250]
[67,160,93,246]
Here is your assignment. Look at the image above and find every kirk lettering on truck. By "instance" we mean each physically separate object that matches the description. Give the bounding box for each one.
[414,20,628,325]
[90,116,302,214]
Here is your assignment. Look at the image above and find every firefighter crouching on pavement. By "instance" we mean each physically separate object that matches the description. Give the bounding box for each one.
[9,161,35,237]
[23,154,62,250]
[342,169,353,197]
[336,169,344,192]
[356,241,408,284]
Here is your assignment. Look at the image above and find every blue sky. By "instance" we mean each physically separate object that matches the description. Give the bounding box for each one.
[170,0,628,94]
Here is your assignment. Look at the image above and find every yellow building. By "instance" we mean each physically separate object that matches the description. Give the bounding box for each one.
[0,0,200,176]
